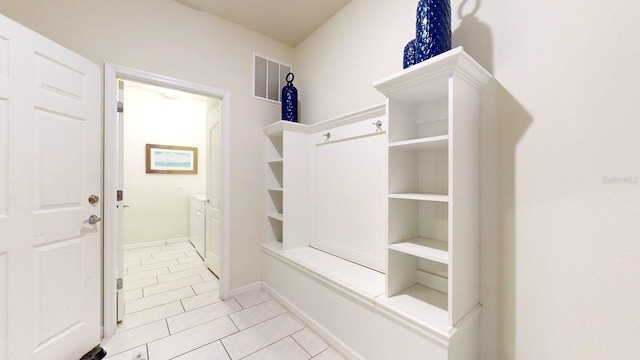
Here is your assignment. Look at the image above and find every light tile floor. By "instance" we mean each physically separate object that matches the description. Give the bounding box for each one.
[102,241,345,360]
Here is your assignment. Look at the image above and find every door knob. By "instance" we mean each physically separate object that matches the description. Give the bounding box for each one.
[85,215,102,225]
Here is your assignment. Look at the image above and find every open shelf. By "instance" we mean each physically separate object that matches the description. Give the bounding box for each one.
[267,188,283,216]
[267,187,283,192]
[267,159,284,165]
[388,199,449,249]
[388,135,449,151]
[266,132,284,163]
[267,212,283,222]
[385,98,448,143]
[267,216,282,243]
[375,284,449,337]
[389,237,448,264]
[267,161,284,193]
[389,193,449,202]
[389,140,448,196]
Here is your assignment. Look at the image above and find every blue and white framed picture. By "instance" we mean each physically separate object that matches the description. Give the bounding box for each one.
[146,144,198,174]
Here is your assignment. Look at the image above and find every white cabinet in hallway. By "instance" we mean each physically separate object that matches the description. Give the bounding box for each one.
[374,48,491,342]
[261,47,491,359]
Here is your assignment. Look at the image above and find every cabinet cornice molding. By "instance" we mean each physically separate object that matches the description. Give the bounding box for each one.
[373,47,492,103]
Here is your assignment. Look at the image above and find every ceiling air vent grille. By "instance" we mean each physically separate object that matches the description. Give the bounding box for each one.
[254,53,291,103]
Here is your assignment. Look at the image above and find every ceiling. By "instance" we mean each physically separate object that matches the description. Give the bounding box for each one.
[174,0,352,46]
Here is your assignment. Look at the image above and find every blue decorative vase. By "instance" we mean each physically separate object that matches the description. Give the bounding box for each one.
[403,39,417,69]
[281,72,298,122]
[415,0,451,63]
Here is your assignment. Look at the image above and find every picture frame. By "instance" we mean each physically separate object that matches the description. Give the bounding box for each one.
[145,144,198,174]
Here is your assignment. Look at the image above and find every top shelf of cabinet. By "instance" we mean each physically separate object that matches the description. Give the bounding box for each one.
[262,120,309,137]
[372,47,491,105]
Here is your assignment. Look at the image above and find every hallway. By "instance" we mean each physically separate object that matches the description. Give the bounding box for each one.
[102,241,344,360]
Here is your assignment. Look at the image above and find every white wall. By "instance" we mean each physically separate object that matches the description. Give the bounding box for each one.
[0,0,293,289]
[294,0,640,359]
[122,82,213,245]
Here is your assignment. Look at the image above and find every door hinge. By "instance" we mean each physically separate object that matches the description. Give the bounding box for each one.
[117,101,124,113]
[116,278,123,290]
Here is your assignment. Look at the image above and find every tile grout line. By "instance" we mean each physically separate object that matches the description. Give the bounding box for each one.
[220,336,233,360]
[143,274,205,298]
[179,295,187,314]
[155,315,240,359]
[217,312,303,359]
[231,333,293,360]
[123,285,202,316]
[227,314,240,331]
[314,348,329,359]
[290,330,314,358]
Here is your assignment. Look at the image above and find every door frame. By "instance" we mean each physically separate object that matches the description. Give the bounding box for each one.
[102,63,232,338]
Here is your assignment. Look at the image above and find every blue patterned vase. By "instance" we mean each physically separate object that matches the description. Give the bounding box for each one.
[415,0,451,62]
[281,72,298,122]
[403,39,417,69]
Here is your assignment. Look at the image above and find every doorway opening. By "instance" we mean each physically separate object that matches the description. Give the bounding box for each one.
[103,64,231,338]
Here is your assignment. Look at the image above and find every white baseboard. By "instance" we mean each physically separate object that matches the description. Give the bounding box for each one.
[124,237,190,250]
[261,282,364,360]
[228,281,262,298]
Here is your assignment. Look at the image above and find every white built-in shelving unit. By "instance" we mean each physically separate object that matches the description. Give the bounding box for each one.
[264,120,312,248]
[373,47,492,341]
[265,127,284,243]
[261,47,491,359]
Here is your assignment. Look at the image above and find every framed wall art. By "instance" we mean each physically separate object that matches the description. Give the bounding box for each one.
[145,144,198,174]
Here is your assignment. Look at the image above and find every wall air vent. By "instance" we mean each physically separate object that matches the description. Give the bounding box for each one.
[253,53,291,103]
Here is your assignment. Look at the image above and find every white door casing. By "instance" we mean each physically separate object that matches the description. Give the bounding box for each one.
[116,80,125,322]
[205,106,222,276]
[103,63,232,337]
[0,14,101,360]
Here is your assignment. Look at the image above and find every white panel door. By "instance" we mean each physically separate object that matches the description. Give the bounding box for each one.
[0,14,101,360]
[205,106,222,276]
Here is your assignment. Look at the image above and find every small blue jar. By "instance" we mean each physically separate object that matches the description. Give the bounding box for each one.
[403,39,417,69]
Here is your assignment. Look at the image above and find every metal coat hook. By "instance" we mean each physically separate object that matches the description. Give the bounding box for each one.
[323,132,331,141]
[373,120,383,131]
